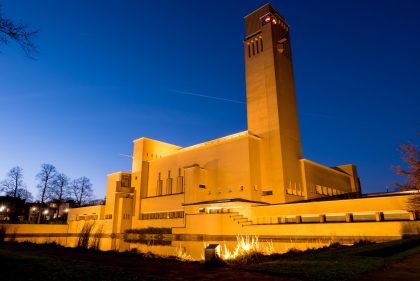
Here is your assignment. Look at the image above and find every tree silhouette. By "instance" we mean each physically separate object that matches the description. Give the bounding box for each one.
[1,166,27,199]
[10,188,33,201]
[394,142,420,190]
[51,173,69,217]
[394,140,420,218]
[71,177,93,207]
[36,164,57,223]
[0,4,39,57]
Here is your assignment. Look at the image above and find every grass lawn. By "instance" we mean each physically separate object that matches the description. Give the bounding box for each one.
[242,238,420,281]
[0,244,164,281]
[0,242,282,281]
[0,238,419,281]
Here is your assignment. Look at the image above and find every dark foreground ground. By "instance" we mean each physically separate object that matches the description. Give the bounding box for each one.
[0,238,419,281]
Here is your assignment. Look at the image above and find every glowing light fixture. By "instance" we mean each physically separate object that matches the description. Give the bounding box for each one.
[43,210,49,215]
[0,206,5,212]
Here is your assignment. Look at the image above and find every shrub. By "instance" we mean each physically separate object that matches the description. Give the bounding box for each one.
[90,224,104,250]
[77,222,94,249]
[353,240,376,246]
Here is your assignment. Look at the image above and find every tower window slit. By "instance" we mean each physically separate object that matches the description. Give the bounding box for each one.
[248,44,251,57]
[260,38,263,52]
[256,40,259,53]
[252,42,255,56]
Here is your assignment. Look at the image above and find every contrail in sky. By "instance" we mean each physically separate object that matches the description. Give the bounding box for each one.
[119,154,133,159]
[168,89,246,104]
[168,89,336,120]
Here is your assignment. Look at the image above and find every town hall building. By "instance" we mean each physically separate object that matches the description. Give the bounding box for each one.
[67,4,417,244]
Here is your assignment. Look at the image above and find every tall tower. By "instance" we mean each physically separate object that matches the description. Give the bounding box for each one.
[245,4,302,203]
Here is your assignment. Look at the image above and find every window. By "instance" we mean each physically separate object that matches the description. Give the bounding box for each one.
[157,173,163,196]
[121,174,130,187]
[177,176,184,193]
[166,178,172,195]
[262,190,273,196]
[141,211,184,220]
[199,184,206,189]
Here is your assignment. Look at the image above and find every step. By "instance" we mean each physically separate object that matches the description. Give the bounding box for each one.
[230,214,243,219]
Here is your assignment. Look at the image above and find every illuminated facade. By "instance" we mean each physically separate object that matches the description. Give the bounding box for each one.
[66,4,417,242]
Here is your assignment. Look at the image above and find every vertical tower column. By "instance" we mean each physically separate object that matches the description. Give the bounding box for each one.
[244,4,302,203]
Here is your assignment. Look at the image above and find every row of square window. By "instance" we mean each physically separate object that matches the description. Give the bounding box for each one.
[141,211,184,220]
[314,185,346,196]
[73,214,98,221]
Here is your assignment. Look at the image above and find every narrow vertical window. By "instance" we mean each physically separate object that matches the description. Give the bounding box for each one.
[252,42,255,56]
[177,176,184,193]
[260,38,263,52]
[166,170,172,194]
[256,40,259,53]
[166,178,172,195]
[247,44,251,58]
[157,172,162,196]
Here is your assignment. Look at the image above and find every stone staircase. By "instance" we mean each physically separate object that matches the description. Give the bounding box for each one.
[229,213,253,227]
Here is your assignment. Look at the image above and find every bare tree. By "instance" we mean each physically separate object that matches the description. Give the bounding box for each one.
[393,140,420,218]
[0,4,39,57]
[13,188,33,202]
[51,173,70,201]
[1,166,26,198]
[71,177,93,207]
[36,164,57,223]
[51,173,69,217]
[393,142,420,190]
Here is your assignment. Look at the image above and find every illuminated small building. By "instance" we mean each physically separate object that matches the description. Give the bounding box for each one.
[0,196,26,222]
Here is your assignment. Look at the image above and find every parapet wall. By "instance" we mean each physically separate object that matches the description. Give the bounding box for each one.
[171,212,420,241]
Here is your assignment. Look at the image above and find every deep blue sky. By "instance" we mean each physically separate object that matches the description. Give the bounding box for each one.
[1,0,419,200]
